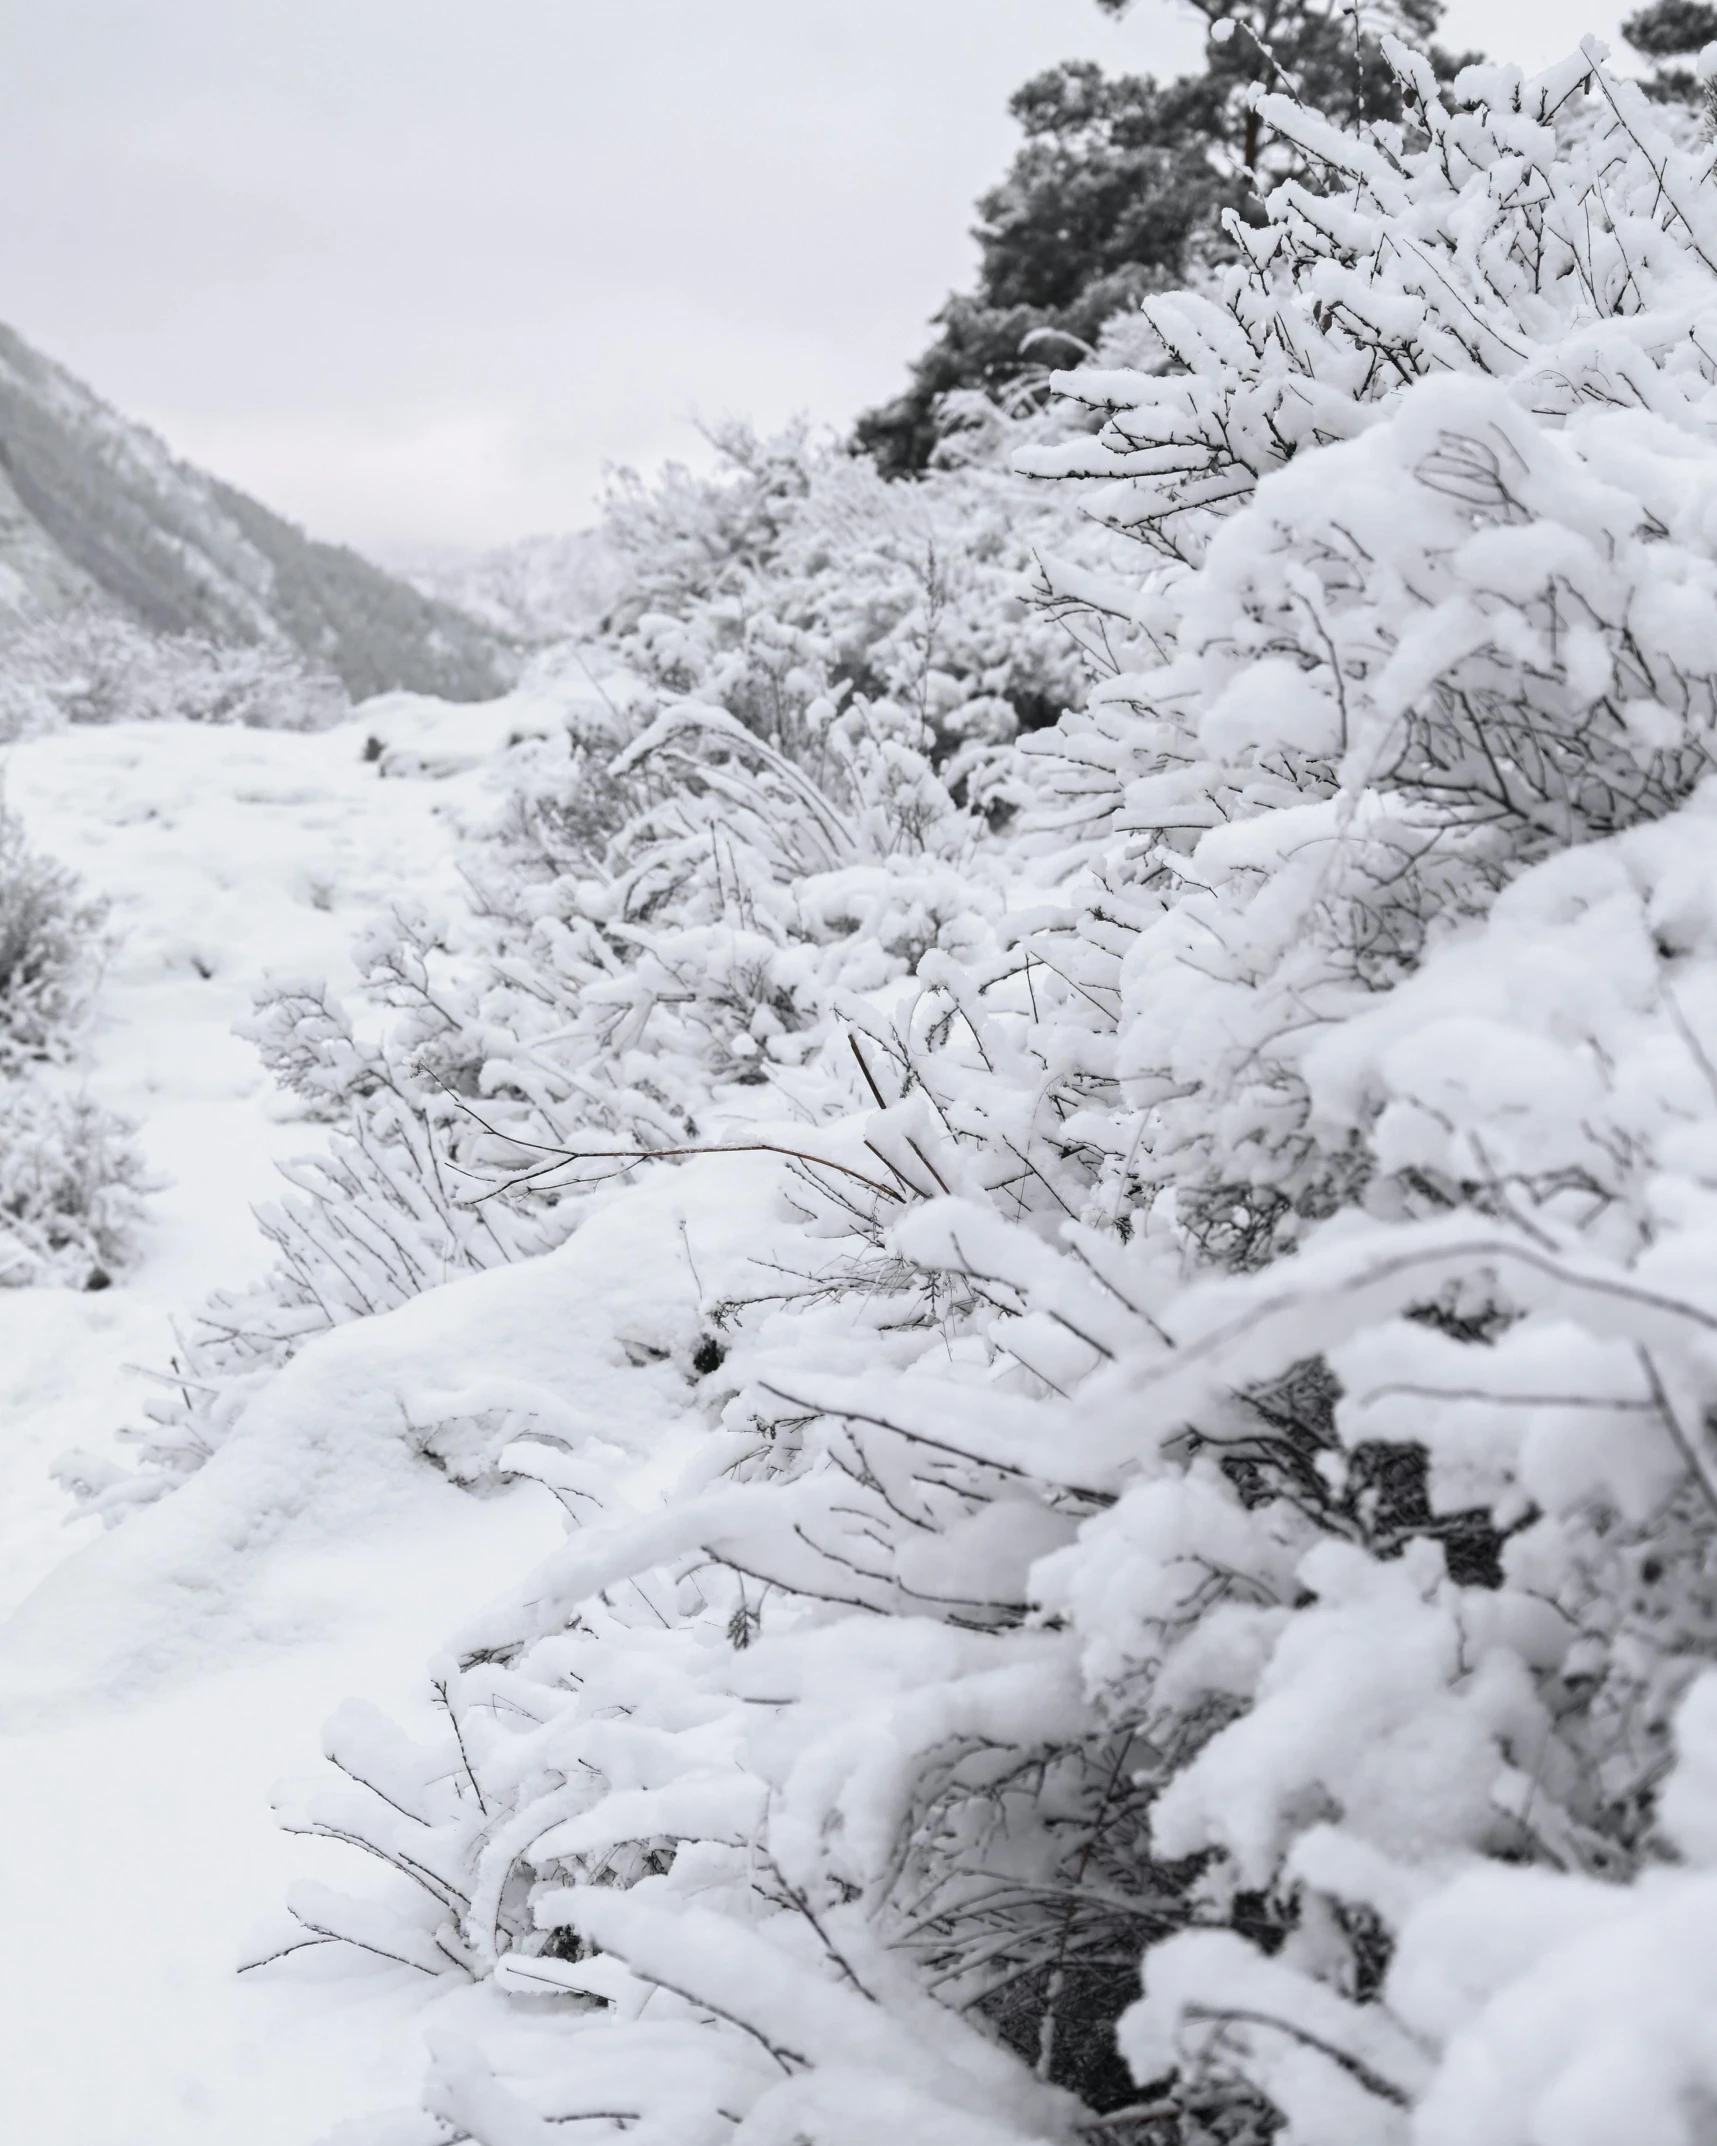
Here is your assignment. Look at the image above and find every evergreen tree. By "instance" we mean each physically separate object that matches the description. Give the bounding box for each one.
[1621,0,1717,100]
[855,0,1472,477]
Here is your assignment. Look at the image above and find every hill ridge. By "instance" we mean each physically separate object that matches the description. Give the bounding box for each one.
[0,321,514,702]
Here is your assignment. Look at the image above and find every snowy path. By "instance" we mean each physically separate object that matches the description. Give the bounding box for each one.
[0,714,470,1612]
[0,712,564,2141]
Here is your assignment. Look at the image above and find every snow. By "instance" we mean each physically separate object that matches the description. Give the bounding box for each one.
[0,712,507,1605]
[0,1498,555,2144]
[3,717,488,1293]
[0,708,564,2139]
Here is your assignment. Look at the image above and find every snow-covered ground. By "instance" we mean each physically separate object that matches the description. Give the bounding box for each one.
[0,711,565,2142]
[1,713,466,1612]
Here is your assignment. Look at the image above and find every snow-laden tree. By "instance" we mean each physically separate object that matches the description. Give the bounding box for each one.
[88,35,1717,2146]
[598,422,1106,797]
[855,0,1477,474]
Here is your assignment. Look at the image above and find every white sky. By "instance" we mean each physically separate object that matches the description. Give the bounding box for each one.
[0,0,1634,559]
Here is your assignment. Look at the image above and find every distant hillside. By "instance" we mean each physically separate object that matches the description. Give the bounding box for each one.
[402,526,626,646]
[0,322,514,702]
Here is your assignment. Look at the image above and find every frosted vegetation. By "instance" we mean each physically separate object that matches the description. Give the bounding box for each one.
[13,23,1717,2146]
[0,610,351,740]
[0,796,148,1287]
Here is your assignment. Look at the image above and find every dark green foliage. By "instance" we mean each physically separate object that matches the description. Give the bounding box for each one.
[855,0,1473,476]
[975,62,1216,314]
[1622,0,1717,55]
[1621,0,1717,101]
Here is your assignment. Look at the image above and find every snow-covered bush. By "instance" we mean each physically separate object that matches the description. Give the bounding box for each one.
[598,422,1112,808]
[92,34,1717,2146]
[0,796,107,1067]
[0,609,348,739]
[85,420,1123,1509]
[0,797,147,1286]
[0,1081,150,1289]
[99,671,1005,1508]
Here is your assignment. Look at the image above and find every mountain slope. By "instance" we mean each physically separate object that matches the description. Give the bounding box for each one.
[403,525,626,644]
[0,322,513,702]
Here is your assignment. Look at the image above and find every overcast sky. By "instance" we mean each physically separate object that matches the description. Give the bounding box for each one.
[0,0,1633,560]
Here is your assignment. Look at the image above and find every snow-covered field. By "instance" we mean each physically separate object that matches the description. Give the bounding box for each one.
[0,711,564,2141]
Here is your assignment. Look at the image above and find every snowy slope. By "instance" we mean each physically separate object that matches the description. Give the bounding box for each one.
[0,708,567,2141]
[0,319,513,701]
[402,526,626,645]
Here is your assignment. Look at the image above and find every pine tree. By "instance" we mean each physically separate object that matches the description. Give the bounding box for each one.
[854,0,1472,475]
[1621,0,1717,100]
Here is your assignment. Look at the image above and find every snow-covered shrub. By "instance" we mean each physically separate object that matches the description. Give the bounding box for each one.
[0,1081,150,1289]
[0,609,348,739]
[599,422,1112,809]
[89,424,1120,1508]
[99,671,1005,1509]
[0,796,107,1067]
[102,36,1717,2146]
[0,797,147,1286]
[948,38,1717,2142]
